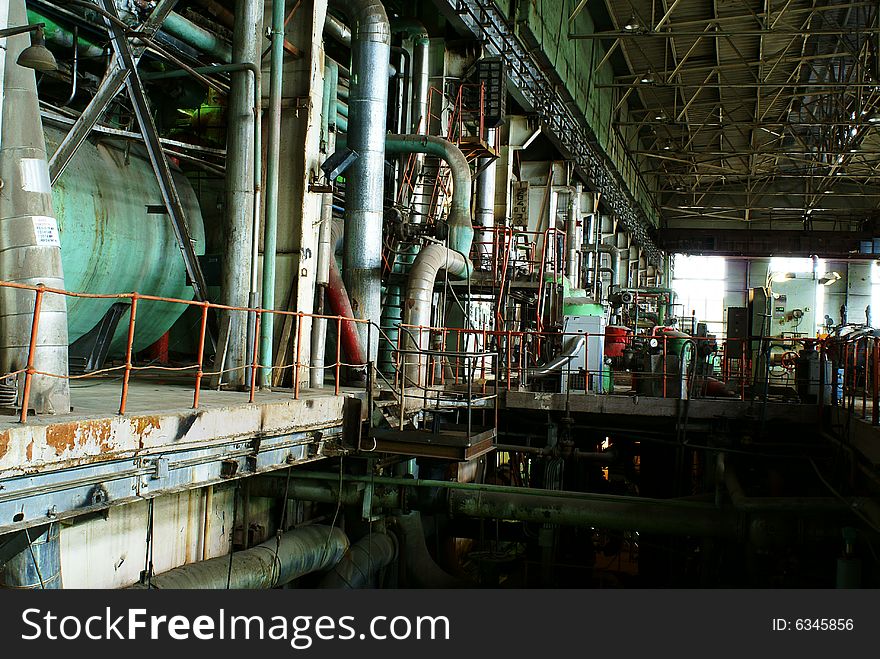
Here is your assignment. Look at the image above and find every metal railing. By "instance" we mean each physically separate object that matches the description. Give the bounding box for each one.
[0,280,374,423]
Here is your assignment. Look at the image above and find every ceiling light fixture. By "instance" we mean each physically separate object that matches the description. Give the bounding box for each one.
[624,14,640,31]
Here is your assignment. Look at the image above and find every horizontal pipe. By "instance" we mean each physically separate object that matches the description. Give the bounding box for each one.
[319,533,397,588]
[163,11,232,62]
[130,525,348,589]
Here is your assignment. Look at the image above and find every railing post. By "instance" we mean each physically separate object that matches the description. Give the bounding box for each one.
[249,311,261,403]
[19,286,45,424]
[662,334,668,399]
[192,301,210,409]
[118,294,139,415]
[335,316,342,396]
[294,312,303,400]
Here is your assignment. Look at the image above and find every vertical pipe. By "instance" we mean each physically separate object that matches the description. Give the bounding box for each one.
[222,0,262,387]
[340,0,391,367]
[311,59,339,388]
[259,0,286,387]
[475,128,496,270]
[1,0,70,415]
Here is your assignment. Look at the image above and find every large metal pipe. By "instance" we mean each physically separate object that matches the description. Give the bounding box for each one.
[319,532,397,588]
[130,525,348,589]
[475,129,496,269]
[326,220,367,368]
[221,0,262,388]
[162,11,232,62]
[258,0,286,387]
[0,524,62,589]
[448,489,740,539]
[334,0,391,368]
[565,184,581,283]
[0,0,70,414]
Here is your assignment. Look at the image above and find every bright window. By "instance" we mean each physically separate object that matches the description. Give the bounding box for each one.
[672,255,725,336]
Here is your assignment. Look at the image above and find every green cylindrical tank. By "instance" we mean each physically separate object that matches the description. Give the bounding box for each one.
[46,126,206,353]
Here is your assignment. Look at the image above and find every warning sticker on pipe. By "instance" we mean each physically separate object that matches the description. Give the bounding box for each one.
[33,216,61,247]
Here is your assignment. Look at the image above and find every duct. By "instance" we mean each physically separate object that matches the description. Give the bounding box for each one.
[311,59,339,388]
[596,244,622,296]
[319,532,397,588]
[162,11,232,63]
[221,0,262,388]
[334,0,391,368]
[0,523,62,589]
[130,525,348,589]
[258,0,285,387]
[531,335,585,377]
[0,0,70,414]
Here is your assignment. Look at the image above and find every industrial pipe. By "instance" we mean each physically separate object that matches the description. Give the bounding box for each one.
[565,184,581,283]
[130,525,349,589]
[531,335,586,377]
[325,221,367,368]
[475,128,496,269]
[334,0,391,367]
[596,244,622,299]
[258,0,286,387]
[319,532,397,588]
[401,244,470,384]
[162,11,232,62]
[311,59,340,388]
[0,524,62,589]
[0,0,71,414]
[448,489,740,539]
[26,10,105,60]
[221,0,262,388]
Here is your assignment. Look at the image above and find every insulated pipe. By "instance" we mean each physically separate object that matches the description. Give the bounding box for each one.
[258,0,286,387]
[334,0,391,368]
[531,335,585,377]
[319,532,397,588]
[0,0,70,414]
[221,0,262,388]
[324,13,395,76]
[130,526,349,589]
[311,59,339,388]
[401,244,470,385]
[475,128,496,269]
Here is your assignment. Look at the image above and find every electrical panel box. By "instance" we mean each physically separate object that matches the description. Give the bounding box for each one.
[559,314,606,394]
[726,307,748,360]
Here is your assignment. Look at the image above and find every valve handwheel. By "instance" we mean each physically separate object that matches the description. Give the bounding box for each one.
[781,351,799,371]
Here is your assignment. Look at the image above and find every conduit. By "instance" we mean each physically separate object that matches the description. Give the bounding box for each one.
[130,526,348,589]
[319,532,397,588]
[0,0,70,414]
[333,0,391,367]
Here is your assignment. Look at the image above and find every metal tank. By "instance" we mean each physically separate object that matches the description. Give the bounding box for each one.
[46,126,206,353]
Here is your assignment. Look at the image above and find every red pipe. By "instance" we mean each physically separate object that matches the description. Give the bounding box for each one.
[327,258,367,366]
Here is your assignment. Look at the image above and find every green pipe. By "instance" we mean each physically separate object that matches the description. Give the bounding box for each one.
[337,100,349,117]
[259,0,286,387]
[140,63,258,80]
[336,113,348,133]
[267,471,740,538]
[162,11,232,62]
[384,134,474,256]
[27,10,105,59]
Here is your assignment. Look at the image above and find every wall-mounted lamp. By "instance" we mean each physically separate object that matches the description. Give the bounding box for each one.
[0,23,58,72]
[818,271,841,286]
